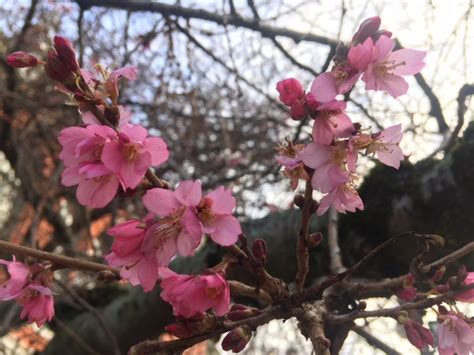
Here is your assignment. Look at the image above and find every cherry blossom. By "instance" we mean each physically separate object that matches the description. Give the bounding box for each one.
[142,181,203,266]
[105,219,159,292]
[438,313,474,355]
[102,123,169,189]
[0,257,30,300]
[18,285,55,327]
[159,268,230,318]
[275,142,310,190]
[317,180,364,215]
[196,186,242,246]
[455,272,474,302]
[311,100,355,144]
[403,319,434,350]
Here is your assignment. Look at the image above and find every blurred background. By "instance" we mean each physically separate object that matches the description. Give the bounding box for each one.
[0,0,473,353]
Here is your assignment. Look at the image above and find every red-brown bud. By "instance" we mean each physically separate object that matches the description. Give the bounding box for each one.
[45,49,74,83]
[309,200,319,214]
[252,239,267,264]
[434,284,450,294]
[227,304,261,321]
[53,36,80,73]
[431,266,446,283]
[289,99,306,120]
[222,326,252,353]
[293,194,305,208]
[104,106,121,126]
[165,323,193,339]
[352,16,381,44]
[307,232,323,248]
[6,51,39,68]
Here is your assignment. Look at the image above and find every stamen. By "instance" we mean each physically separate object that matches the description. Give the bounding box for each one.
[122,143,140,161]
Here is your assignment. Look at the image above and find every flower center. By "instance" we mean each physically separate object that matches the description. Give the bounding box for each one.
[331,144,347,165]
[16,287,38,304]
[0,265,10,286]
[375,60,406,75]
[153,207,185,248]
[122,142,140,161]
[93,174,111,184]
[93,143,104,160]
[197,198,215,224]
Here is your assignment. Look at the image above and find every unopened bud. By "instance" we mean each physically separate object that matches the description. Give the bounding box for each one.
[307,232,323,248]
[437,305,449,315]
[405,273,416,287]
[394,286,417,301]
[227,304,261,321]
[457,265,468,283]
[431,266,446,283]
[53,36,80,73]
[222,326,252,353]
[352,16,381,44]
[309,200,319,214]
[373,30,392,40]
[289,99,306,120]
[165,323,193,339]
[276,78,304,106]
[6,51,39,68]
[252,239,267,264]
[434,284,450,294]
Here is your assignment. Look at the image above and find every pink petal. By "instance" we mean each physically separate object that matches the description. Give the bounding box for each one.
[310,72,338,103]
[155,237,178,266]
[378,124,403,144]
[298,143,332,169]
[312,118,334,144]
[182,208,203,240]
[374,35,394,61]
[109,65,137,81]
[331,112,355,138]
[176,230,198,256]
[143,137,169,166]
[348,37,374,70]
[142,188,180,216]
[101,141,123,173]
[316,189,338,215]
[76,175,119,208]
[208,215,241,246]
[81,110,100,125]
[61,166,83,186]
[207,186,236,214]
[388,49,426,76]
[175,180,202,207]
[138,258,159,292]
[120,156,149,189]
[120,124,148,142]
[118,105,131,126]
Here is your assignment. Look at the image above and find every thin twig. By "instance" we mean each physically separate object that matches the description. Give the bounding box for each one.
[55,317,102,355]
[328,206,345,273]
[352,326,401,355]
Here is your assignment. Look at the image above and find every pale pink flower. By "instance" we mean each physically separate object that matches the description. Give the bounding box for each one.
[159,268,230,318]
[275,142,310,190]
[361,36,426,98]
[455,272,474,302]
[142,181,203,266]
[317,181,364,215]
[438,313,474,355]
[311,100,355,144]
[18,285,55,327]
[102,124,169,189]
[367,124,404,169]
[196,187,242,246]
[310,68,360,103]
[105,219,159,292]
[0,257,30,300]
[299,142,352,193]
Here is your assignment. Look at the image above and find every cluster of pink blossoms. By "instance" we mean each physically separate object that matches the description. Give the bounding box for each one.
[0,258,54,327]
[276,17,425,215]
[7,35,242,326]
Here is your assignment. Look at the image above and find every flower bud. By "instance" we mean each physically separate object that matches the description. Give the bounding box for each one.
[227,304,261,321]
[289,99,306,120]
[53,36,80,73]
[276,78,304,106]
[434,284,450,294]
[165,323,193,339]
[437,305,449,315]
[45,50,74,83]
[352,17,381,44]
[403,319,434,349]
[431,266,446,283]
[222,326,252,353]
[394,286,417,301]
[307,232,323,248]
[252,239,267,264]
[104,106,121,126]
[404,273,416,287]
[6,51,39,68]
[457,265,468,283]
[373,30,392,40]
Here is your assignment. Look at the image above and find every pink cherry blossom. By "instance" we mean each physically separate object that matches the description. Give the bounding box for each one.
[18,285,55,327]
[276,78,304,106]
[59,124,120,208]
[0,257,30,300]
[105,219,159,292]
[275,142,310,190]
[311,100,355,144]
[196,186,242,246]
[317,181,364,215]
[455,272,474,302]
[102,124,169,189]
[159,268,230,318]
[361,35,426,98]
[142,181,203,266]
[299,142,353,193]
[310,66,361,103]
[368,124,404,169]
[438,313,474,355]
